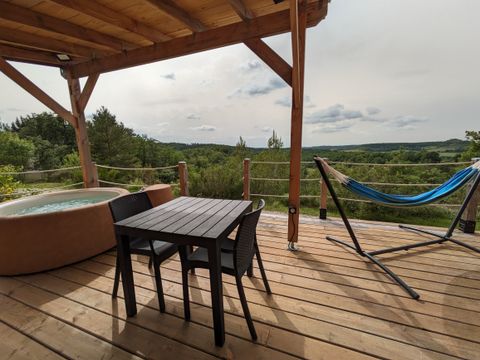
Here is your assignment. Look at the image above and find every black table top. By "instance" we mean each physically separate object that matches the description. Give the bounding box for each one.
[115,196,252,241]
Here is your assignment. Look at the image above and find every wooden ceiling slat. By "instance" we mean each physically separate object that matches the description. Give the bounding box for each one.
[227,0,254,21]
[0,44,64,67]
[0,26,113,58]
[69,2,327,78]
[49,0,171,43]
[0,2,134,52]
[146,0,207,32]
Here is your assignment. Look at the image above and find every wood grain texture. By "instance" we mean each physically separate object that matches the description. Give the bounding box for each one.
[1,215,478,359]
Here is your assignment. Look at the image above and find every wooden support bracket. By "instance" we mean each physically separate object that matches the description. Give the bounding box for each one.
[0,57,76,126]
[244,38,292,86]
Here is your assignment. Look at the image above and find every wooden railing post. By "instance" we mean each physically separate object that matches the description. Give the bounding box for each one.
[460,157,480,233]
[178,161,189,196]
[91,162,99,187]
[319,158,328,219]
[243,158,250,200]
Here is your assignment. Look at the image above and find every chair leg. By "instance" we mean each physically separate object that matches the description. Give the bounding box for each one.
[235,275,257,341]
[182,267,191,321]
[247,262,253,278]
[112,253,121,298]
[152,257,166,313]
[188,245,195,275]
[148,256,153,269]
[255,242,271,294]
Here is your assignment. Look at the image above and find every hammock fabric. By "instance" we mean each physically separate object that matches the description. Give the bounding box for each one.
[317,158,480,207]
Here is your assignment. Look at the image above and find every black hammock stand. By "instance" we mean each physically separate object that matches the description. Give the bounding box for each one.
[314,156,480,299]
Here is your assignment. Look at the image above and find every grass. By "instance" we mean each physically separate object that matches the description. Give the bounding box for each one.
[261,198,469,228]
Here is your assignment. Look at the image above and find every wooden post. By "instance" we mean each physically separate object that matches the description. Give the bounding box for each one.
[319,158,328,219]
[287,0,307,245]
[178,161,189,196]
[460,157,480,233]
[243,158,250,200]
[91,162,99,187]
[65,71,98,188]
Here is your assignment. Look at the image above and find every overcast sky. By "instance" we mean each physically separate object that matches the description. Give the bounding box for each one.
[1,0,479,147]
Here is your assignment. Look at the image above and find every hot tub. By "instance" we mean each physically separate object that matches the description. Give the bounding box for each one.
[0,187,129,275]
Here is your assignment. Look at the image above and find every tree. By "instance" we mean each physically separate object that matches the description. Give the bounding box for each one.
[267,130,283,150]
[88,107,139,167]
[0,131,35,168]
[10,112,76,151]
[7,112,76,169]
[461,130,480,160]
[235,136,247,158]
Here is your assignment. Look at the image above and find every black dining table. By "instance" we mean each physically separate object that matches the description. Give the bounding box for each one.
[114,196,253,347]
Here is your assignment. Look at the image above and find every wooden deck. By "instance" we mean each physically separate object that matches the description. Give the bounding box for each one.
[1,213,480,360]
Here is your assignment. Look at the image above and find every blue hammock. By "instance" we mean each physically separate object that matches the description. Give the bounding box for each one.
[319,159,480,207]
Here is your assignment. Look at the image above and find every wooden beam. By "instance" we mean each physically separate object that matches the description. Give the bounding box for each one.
[0,2,134,52]
[146,0,207,32]
[0,44,65,67]
[227,0,254,21]
[0,26,113,59]
[244,38,292,86]
[287,0,307,244]
[0,57,76,126]
[49,0,171,43]
[78,73,100,111]
[65,71,98,188]
[68,3,326,78]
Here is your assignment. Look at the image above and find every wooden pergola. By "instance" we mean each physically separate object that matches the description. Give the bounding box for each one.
[0,0,329,243]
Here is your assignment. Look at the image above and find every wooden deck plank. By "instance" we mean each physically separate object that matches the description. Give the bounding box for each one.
[0,295,141,360]
[95,252,480,332]
[0,321,65,360]
[48,265,373,360]
[56,262,457,360]
[85,255,479,360]
[1,215,478,360]
[0,278,216,360]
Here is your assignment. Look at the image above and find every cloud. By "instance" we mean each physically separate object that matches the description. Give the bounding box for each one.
[186,113,201,120]
[359,116,388,123]
[312,123,353,133]
[231,77,287,97]
[261,126,273,133]
[275,95,315,108]
[240,60,262,72]
[366,107,381,115]
[389,115,429,129]
[191,125,216,132]
[141,98,187,106]
[305,104,364,124]
[275,97,291,107]
[161,73,176,80]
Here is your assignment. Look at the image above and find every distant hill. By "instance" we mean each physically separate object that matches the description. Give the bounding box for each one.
[303,138,468,153]
[166,138,469,155]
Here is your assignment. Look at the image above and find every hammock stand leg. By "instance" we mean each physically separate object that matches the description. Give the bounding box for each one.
[314,158,420,299]
[396,172,480,254]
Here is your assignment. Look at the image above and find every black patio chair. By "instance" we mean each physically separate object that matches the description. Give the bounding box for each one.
[179,199,270,341]
[220,200,271,293]
[109,192,178,313]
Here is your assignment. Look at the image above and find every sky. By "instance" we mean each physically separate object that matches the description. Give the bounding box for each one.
[1,0,479,147]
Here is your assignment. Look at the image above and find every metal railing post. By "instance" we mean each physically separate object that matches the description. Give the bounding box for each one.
[178,161,189,196]
[243,158,250,200]
[460,157,480,233]
[319,158,328,219]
